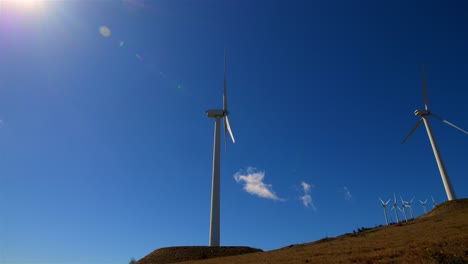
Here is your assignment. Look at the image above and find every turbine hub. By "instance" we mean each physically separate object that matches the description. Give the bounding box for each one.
[414,109,430,116]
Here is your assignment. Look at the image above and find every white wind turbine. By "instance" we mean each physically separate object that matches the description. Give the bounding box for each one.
[206,50,236,247]
[431,196,438,209]
[378,198,391,226]
[391,193,400,224]
[398,196,408,223]
[401,196,415,219]
[399,205,408,223]
[419,199,428,214]
[402,65,468,201]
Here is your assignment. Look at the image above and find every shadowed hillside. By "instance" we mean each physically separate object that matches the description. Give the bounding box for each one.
[136,246,262,264]
[138,199,468,264]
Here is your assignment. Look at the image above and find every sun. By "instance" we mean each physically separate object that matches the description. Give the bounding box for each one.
[2,0,46,11]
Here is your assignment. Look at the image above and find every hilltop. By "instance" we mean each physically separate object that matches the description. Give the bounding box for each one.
[137,199,468,264]
[136,246,262,264]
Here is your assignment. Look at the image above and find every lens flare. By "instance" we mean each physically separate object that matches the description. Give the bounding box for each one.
[99,26,111,38]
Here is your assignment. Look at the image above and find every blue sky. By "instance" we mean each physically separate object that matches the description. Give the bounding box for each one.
[1,0,468,263]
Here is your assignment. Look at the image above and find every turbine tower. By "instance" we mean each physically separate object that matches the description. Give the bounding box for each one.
[391,193,400,224]
[379,198,391,226]
[402,65,468,201]
[206,50,236,247]
[419,199,428,214]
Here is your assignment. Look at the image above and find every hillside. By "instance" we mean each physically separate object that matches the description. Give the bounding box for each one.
[138,199,468,264]
[136,246,262,264]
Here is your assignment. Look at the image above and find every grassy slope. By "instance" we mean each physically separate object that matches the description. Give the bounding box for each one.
[181,199,468,264]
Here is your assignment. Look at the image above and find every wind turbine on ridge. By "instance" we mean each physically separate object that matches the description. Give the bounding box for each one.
[206,49,236,247]
[398,196,408,223]
[401,196,415,219]
[399,206,408,223]
[431,196,438,209]
[419,199,428,214]
[378,198,391,226]
[391,193,400,224]
[402,64,468,201]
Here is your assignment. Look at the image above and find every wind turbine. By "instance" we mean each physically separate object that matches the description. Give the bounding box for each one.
[419,199,428,214]
[401,196,415,219]
[378,198,391,226]
[206,50,236,247]
[431,196,438,209]
[391,193,400,224]
[402,65,468,201]
[398,196,409,222]
[399,204,408,223]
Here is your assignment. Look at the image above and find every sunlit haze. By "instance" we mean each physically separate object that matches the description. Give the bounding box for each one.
[0,0,47,14]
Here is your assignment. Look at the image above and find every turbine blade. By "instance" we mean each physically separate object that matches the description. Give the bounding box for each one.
[394,193,397,203]
[223,49,228,112]
[410,197,415,203]
[225,115,235,143]
[379,197,384,204]
[402,119,424,144]
[223,117,228,151]
[386,199,391,205]
[430,113,468,134]
[422,64,430,110]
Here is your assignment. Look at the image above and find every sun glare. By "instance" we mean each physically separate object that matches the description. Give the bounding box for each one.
[2,0,47,12]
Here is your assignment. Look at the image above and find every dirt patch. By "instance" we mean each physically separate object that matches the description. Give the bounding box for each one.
[135,246,262,264]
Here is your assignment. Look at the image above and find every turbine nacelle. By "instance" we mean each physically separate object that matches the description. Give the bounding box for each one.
[206,109,226,118]
[414,109,430,116]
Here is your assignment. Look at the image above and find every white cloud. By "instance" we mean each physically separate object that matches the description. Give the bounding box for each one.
[234,167,282,201]
[343,186,352,200]
[301,181,311,192]
[301,194,312,207]
[300,181,316,210]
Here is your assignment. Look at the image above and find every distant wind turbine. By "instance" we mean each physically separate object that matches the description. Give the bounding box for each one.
[431,196,438,209]
[402,65,468,201]
[398,197,409,223]
[206,50,236,247]
[379,198,391,226]
[419,199,428,214]
[401,196,415,219]
[398,205,408,223]
[391,193,400,224]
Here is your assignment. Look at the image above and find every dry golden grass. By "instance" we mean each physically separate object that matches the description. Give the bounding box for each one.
[138,199,468,264]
